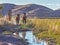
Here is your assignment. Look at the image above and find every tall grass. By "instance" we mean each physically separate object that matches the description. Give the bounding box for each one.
[30,18,60,45]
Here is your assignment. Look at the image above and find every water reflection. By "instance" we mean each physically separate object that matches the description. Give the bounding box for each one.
[19,32,26,39]
[22,32,26,39]
[19,31,48,45]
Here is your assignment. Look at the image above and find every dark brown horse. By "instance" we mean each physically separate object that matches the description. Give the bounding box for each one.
[8,10,12,21]
[16,14,20,25]
[22,13,27,24]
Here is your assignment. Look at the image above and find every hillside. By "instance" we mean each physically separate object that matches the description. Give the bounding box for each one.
[0,3,60,18]
[1,3,16,15]
[12,4,54,18]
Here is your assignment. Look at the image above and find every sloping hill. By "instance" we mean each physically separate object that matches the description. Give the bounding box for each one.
[1,3,60,18]
[53,9,60,17]
[12,4,54,18]
[1,3,16,15]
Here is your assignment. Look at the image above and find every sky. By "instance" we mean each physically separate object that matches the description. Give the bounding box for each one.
[0,0,60,10]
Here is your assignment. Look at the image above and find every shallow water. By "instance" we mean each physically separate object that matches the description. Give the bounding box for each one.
[19,31,48,45]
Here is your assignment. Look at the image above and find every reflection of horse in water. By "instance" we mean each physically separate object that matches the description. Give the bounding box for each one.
[13,31,26,39]
[22,32,26,39]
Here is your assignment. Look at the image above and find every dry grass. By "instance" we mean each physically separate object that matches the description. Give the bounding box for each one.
[29,18,60,45]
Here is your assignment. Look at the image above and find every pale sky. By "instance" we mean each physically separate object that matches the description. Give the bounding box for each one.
[0,0,60,10]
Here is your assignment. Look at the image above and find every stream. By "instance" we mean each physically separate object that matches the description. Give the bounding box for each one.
[19,31,48,45]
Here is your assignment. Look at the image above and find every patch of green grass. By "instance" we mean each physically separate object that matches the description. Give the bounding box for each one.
[20,24,28,29]
[2,31,13,35]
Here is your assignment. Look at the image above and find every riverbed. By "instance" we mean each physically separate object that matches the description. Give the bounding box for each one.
[19,31,48,45]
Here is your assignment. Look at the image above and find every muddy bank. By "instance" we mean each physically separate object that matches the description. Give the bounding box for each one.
[0,35,28,45]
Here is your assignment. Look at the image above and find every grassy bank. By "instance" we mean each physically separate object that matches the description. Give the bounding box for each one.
[29,18,60,45]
